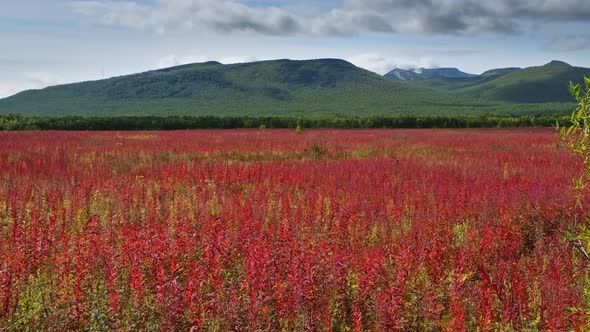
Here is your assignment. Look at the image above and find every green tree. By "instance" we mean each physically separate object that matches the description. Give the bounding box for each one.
[554,77,590,326]
[559,76,590,261]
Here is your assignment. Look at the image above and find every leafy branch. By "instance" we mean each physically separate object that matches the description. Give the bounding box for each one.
[559,76,590,261]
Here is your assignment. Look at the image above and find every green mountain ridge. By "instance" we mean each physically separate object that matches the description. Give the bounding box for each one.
[0,58,582,117]
[458,64,590,103]
[481,67,521,77]
[0,58,507,117]
[388,61,590,103]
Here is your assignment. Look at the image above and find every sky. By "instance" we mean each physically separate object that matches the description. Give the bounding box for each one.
[1,0,590,98]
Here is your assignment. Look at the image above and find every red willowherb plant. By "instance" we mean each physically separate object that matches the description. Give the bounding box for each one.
[0,128,587,330]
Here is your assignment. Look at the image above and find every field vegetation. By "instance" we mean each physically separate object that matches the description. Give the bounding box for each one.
[0,129,588,330]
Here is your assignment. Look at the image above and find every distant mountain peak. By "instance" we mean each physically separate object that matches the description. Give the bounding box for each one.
[544,60,571,67]
[384,68,422,81]
[421,68,477,78]
[384,67,476,81]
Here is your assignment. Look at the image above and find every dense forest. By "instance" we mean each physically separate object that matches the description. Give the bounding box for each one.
[0,114,568,130]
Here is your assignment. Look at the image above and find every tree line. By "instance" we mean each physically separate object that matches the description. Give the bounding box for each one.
[0,114,569,130]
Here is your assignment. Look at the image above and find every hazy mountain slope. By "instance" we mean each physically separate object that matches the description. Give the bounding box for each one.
[404,67,521,92]
[385,61,588,104]
[384,67,476,81]
[383,68,422,81]
[457,63,590,103]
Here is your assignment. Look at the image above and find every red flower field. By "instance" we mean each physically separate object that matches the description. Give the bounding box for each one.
[0,129,587,330]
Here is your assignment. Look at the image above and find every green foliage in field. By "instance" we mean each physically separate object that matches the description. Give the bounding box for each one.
[560,77,590,248]
[0,59,574,118]
[559,76,590,322]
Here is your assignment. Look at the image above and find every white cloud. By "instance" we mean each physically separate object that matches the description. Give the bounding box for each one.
[71,1,152,29]
[72,0,301,35]
[310,9,394,35]
[71,0,590,37]
[156,55,209,68]
[0,73,63,99]
[550,35,590,52]
[346,53,437,74]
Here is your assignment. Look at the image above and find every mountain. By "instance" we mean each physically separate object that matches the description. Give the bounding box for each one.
[402,67,521,91]
[0,59,506,117]
[384,67,476,81]
[0,58,584,118]
[386,61,589,103]
[457,63,589,103]
[416,68,478,79]
[383,68,422,81]
[545,60,571,67]
[481,67,521,77]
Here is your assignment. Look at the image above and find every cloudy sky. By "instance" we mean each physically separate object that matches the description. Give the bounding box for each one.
[2,0,590,98]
